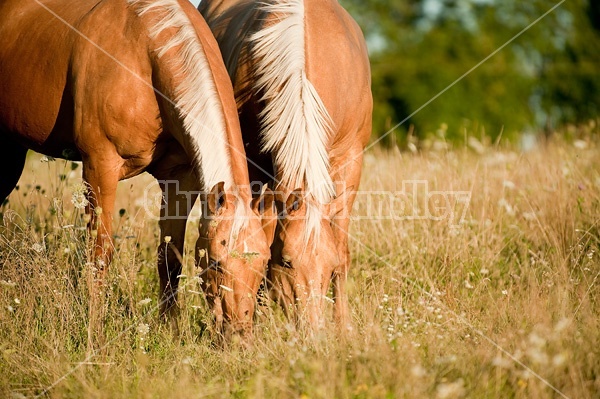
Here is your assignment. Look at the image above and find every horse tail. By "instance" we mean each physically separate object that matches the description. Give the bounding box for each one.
[128,0,242,192]
[249,0,335,205]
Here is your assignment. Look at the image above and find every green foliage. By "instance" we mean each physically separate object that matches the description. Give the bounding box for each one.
[341,0,600,144]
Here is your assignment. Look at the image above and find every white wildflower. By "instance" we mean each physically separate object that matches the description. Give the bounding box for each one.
[411,364,427,377]
[498,198,515,216]
[552,353,567,367]
[32,243,45,253]
[0,280,16,288]
[137,323,150,337]
[492,356,512,369]
[573,140,588,150]
[436,379,465,399]
[522,212,536,221]
[503,180,516,190]
[137,298,151,307]
[71,184,89,209]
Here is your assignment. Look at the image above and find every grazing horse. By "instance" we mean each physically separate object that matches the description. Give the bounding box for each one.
[199,0,372,329]
[0,0,271,337]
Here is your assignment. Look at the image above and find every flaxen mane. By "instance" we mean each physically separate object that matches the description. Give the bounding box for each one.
[129,0,247,235]
[202,0,335,242]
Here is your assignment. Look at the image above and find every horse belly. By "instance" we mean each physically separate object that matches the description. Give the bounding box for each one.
[0,0,79,155]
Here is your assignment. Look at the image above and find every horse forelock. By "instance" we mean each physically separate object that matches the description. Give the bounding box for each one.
[128,0,234,191]
[250,0,335,242]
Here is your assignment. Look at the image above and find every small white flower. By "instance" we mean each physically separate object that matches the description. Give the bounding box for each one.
[492,356,512,369]
[13,298,20,305]
[32,243,45,253]
[137,298,151,307]
[502,290,509,296]
[71,184,89,209]
[522,212,536,221]
[137,323,150,337]
[7,305,14,313]
[498,198,515,216]
[503,180,516,190]
[573,140,587,150]
[0,280,16,288]
[411,364,427,377]
[552,353,567,367]
[436,379,465,399]
[164,236,171,244]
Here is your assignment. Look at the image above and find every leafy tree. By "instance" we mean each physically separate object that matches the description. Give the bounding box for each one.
[341,0,600,144]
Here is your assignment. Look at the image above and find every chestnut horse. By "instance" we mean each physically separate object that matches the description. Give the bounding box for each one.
[0,0,271,337]
[199,0,372,329]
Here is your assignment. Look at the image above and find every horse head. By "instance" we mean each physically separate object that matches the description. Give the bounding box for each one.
[196,182,274,341]
[266,187,351,330]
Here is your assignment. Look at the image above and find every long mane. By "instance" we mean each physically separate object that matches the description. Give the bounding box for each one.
[129,0,248,238]
[202,0,335,242]
[129,0,234,191]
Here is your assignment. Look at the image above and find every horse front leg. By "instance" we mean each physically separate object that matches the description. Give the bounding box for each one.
[331,148,364,330]
[82,155,122,274]
[151,163,198,333]
[81,153,122,352]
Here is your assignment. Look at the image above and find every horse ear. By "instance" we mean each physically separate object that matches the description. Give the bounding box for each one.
[326,186,354,220]
[285,189,304,216]
[208,181,227,215]
[252,187,277,245]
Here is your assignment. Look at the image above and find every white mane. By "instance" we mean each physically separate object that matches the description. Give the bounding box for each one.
[249,0,335,241]
[129,0,248,238]
[128,0,234,191]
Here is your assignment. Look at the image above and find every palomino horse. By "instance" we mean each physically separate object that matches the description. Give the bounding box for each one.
[199,0,372,328]
[0,0,271,337]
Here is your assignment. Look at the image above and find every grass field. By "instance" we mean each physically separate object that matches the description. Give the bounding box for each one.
[1,129,599,398]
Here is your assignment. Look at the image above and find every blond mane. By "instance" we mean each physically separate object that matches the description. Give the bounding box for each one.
[249,0,334,242]
[129,0,234,191]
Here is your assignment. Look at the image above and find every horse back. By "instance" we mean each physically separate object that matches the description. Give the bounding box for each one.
[0,0,158,162]
[304,0,372,147]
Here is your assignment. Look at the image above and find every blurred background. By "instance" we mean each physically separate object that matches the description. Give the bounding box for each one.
[340,0,600,146]
[195,0,599,147]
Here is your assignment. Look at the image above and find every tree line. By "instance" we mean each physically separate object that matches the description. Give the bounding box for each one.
[341,0,600,144]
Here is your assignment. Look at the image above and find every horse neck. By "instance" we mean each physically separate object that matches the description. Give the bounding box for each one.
[129,0,252,198]
[248,0,335,205]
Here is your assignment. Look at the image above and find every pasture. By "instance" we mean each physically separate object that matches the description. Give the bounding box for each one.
[1,129,599,398]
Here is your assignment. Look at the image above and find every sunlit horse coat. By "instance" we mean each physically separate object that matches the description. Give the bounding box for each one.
[0,0,271,336]
[199,0,372,328]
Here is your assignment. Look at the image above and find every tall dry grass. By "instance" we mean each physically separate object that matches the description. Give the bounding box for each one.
[1,129,599,398]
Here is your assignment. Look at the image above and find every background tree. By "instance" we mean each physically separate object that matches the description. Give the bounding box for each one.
[342,0,600,145]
